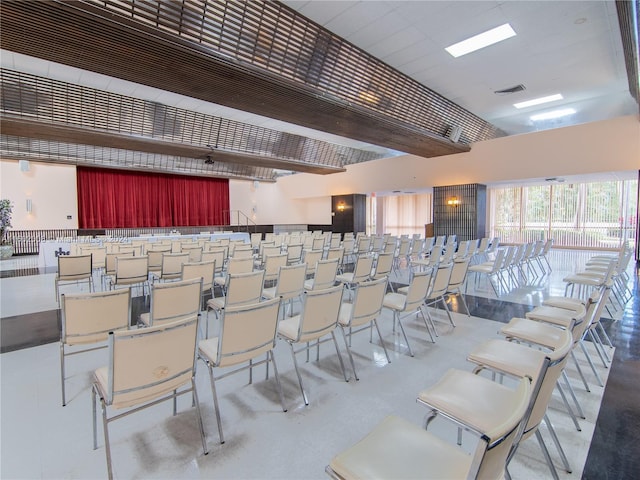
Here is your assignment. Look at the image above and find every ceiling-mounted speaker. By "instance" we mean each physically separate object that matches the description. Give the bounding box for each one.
[19,160,30,172]
[446,126,462,143]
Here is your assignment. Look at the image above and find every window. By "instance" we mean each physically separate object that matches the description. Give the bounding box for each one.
[490,179,637,249]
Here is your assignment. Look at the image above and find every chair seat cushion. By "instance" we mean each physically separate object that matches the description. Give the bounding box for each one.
[468,339,546,384]
[526,305,584,327]
[207,297,225,310]
[198,337,219,364]
[262,287,276,299]
[329,415,471,480]
[277,315,301,341]
[382,292,406,310]
[501,317,568,350]
[139,312,151,326]
[417,369,522,437]
[338,302,353,326]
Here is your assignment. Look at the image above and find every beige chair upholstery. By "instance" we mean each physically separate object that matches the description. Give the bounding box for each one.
[445,258,471,317]
[261,253,288,285]
[336,254,374,297]
[198,298,286,444]
[139,277,202,327]
[326,247,345,273]
[55,254,94,303]
[181,245,203,263]
[337,277,389,380]
[92,315,207,480]
[455,328,575,478]
[304,257,339,291]
[79,245,107,276]
[202,249,226,279]
[181,260,216,308]
[467,247,507,296]
[213,256,253,289]
[423,261,455,332]
[382,269,434,357]
[262,263,307,317]
[370,252,393,282]
[152,252,189,283]
[206,270,265,337]
[107,255,149,297]
[60,288,131,406]
[286,243,304,265]
[327,373,531,480]
[302,249,323,277]
[146,246,171,276]
[277,284,348,405]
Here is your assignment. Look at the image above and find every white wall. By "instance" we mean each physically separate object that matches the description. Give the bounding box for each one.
[276,115,640,199]
[3,115,638,230]
[0,159,78,230]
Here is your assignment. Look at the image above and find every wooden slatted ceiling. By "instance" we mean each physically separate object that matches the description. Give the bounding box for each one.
[0,0,485,159]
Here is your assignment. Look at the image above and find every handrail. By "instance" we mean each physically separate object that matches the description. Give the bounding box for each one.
[224,210,257,232]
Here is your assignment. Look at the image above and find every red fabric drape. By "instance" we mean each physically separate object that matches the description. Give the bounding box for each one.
[77,167,230,228]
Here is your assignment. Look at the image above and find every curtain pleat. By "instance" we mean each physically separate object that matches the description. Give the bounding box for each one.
[77,167,229,228]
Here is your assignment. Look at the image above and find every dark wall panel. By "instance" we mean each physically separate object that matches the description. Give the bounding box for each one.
[433,184,487,241]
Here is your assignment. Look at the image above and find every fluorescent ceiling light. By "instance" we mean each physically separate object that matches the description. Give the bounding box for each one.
[445,23,516,57]
[530,108,576,121]
[514,94,563,109]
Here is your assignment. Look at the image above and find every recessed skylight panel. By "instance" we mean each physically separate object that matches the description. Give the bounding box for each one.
[445,23,516,57]
[514,94,563,109]
[530,108,576,121]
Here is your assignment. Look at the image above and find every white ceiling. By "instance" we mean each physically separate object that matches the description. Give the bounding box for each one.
[1,0,637,186]
[282,0,637,135]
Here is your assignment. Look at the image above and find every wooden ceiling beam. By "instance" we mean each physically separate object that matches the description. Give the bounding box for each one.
[0,117,346,175]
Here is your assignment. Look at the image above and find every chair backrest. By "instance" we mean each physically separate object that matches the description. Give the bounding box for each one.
[147,277,202,326]
[427,262,453,299]
[356,236,371,253]
[372,252,394,279]
[117,245,138,256]
[312,237,325,250]
[203,249,226,274]
[403,270,433,311]
[384,238,397,254]
[250,232,262,249]
[273,263,307,300]
[489,249,507,274]
[472,376,532,480]
[345,276,388,328]
[226,256,254,275]
[161,252,189,277]
[287,244,304,264]
[294,284,344,343]
[261,245,282,261]
[522,329,574,438]
[225,270,266,306]
[232,247,253,259]
[61,289,131,345]
[397,239,410,256]
[80,246,107,269]
[114,256,149,285]
[182,245,203,262]
[342,238,355,254]
[303,249,323,275]
[309,258,339,290]
[448,259,470,289]
[351,255,374,283]
[105,251,134,275]
[263,253,288,281]
[58,254,93,280]
[181,260,215,291]
[216,297,281,368]
[106,315,198,408]
[326,247,344,263]
[147,249,169,270]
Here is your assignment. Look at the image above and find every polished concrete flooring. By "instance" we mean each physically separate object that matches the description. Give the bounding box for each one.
[0,249,637,479]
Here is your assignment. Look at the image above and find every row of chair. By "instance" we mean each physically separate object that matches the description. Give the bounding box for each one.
[326,279,613,479]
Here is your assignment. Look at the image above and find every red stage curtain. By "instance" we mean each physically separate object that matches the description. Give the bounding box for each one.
[77,167,230,228]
